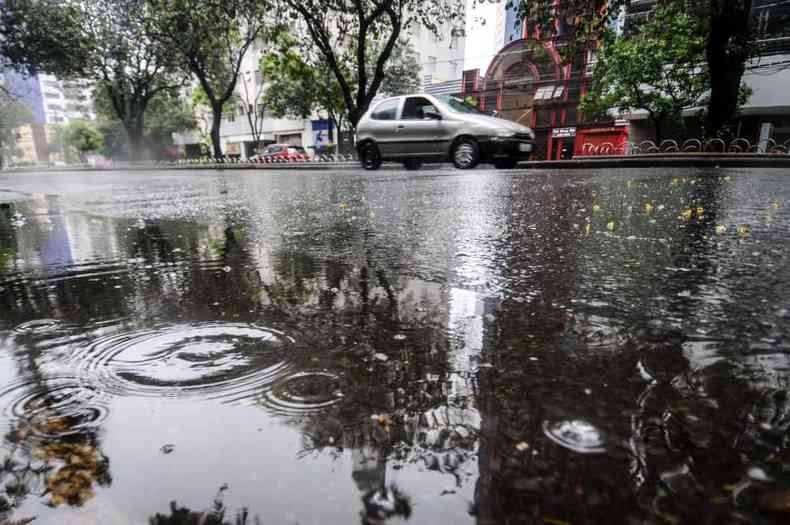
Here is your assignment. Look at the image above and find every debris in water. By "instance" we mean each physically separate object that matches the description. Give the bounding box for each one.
[515,441,530,451]
[373,353,389,362]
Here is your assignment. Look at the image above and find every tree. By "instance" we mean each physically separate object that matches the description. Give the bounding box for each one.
[579,5,709,144]
[146,0,275,158]
[260,35,348,149]
[508,0,775,136]
[82,0,186,161]
[94,87,196,159]
[361,38,421,97]
[2,0,186,161]
[261,35,420,151]
[0,94,31,168]
[0,0,91,78]
[283,0,465,130]
[238,69,266,150]
[62,120,103,162]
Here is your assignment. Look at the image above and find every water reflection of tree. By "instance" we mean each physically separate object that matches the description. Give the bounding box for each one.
[0,386,111,522]
[148,485,259,525]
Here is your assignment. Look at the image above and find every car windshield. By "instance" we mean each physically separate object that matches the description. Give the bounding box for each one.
[436,95,485,115]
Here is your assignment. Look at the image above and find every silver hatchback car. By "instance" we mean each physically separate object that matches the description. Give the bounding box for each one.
[355,94,535,170]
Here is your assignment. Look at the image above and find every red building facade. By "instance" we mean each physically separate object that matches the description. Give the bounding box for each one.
[462,6,628,160]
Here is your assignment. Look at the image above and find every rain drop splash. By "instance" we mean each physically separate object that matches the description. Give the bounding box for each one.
[14,319,65,334]
[71,323,293,402]
[542,419,606,454]
[0,377,111,439]
[259,371,347,416]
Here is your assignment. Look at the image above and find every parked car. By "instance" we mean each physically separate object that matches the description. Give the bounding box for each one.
[355,94,536,170]
[252,144,310,162]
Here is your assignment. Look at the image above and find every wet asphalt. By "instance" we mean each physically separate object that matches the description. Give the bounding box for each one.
[1,166,790,524]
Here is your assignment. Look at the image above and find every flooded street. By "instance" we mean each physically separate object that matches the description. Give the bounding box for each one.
[1,167,790,524]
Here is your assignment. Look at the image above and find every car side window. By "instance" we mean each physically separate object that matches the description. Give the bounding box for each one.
[370,99,399,120]
[401,97,437,120]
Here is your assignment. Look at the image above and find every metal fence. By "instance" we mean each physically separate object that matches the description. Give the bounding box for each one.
[580,138,790,156]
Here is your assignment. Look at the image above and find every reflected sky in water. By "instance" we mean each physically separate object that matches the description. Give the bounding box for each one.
[0,167,789,524]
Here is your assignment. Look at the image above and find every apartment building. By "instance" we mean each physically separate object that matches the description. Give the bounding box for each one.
[3,69,95,165]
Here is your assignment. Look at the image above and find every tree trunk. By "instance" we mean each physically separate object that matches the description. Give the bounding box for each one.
[210,103,223,159]
[704,0,753,136]
[652,117,663,145]
[127,125,146,162]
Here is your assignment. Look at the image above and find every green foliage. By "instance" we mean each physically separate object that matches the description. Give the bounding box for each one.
[146,0,274,156]
[283,0,465,126]
[261,32,420,136]
[0,0,92,77]
[62,120,103,160]
[94,87,195,159]
[0,94,32,167]
[579,5,709,142]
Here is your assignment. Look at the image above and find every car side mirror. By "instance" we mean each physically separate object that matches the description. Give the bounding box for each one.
[424,107,441,120]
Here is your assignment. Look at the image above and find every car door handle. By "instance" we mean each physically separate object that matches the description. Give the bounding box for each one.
[397,125,405,129]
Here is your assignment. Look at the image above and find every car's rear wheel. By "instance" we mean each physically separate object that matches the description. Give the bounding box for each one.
[494,159,518,169]
[360,142,382,170]
[403,160,421,170]
[452,138,479,169]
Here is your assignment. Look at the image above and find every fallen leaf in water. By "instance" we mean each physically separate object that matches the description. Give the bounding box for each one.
[680,209,693,221]
[715,225,727,235]
[644,202,653,214]
[772,200,780,209]
[515,441,530,451]
[607,220,615,231]
[585,223,592,235]
[592,204,601,213]
[738,225,749,236]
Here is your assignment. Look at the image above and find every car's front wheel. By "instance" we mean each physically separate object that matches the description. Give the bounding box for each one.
[359,142,382,170]
[452,138,479,169]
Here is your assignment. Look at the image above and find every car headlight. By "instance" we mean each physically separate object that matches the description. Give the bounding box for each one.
[494,129,516,138]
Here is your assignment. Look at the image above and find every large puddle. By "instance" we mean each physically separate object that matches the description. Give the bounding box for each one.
[1,167,789,523]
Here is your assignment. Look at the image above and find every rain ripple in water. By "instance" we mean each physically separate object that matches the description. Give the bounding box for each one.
[69,323,294,403]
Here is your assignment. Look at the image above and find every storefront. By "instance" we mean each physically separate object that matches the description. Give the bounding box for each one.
[465,29,626,159]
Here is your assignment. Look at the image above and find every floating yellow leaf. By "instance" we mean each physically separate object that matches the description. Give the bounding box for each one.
[715,225,726,235]
[607,220,615,231]
[696,206,704,215]
[592,204,601,213]
[772,200,780,210]
[338,202,349,209]
[737,224,749,236]
[585,222,592,235]
[680,209,693,220]
[644,202,654,214]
